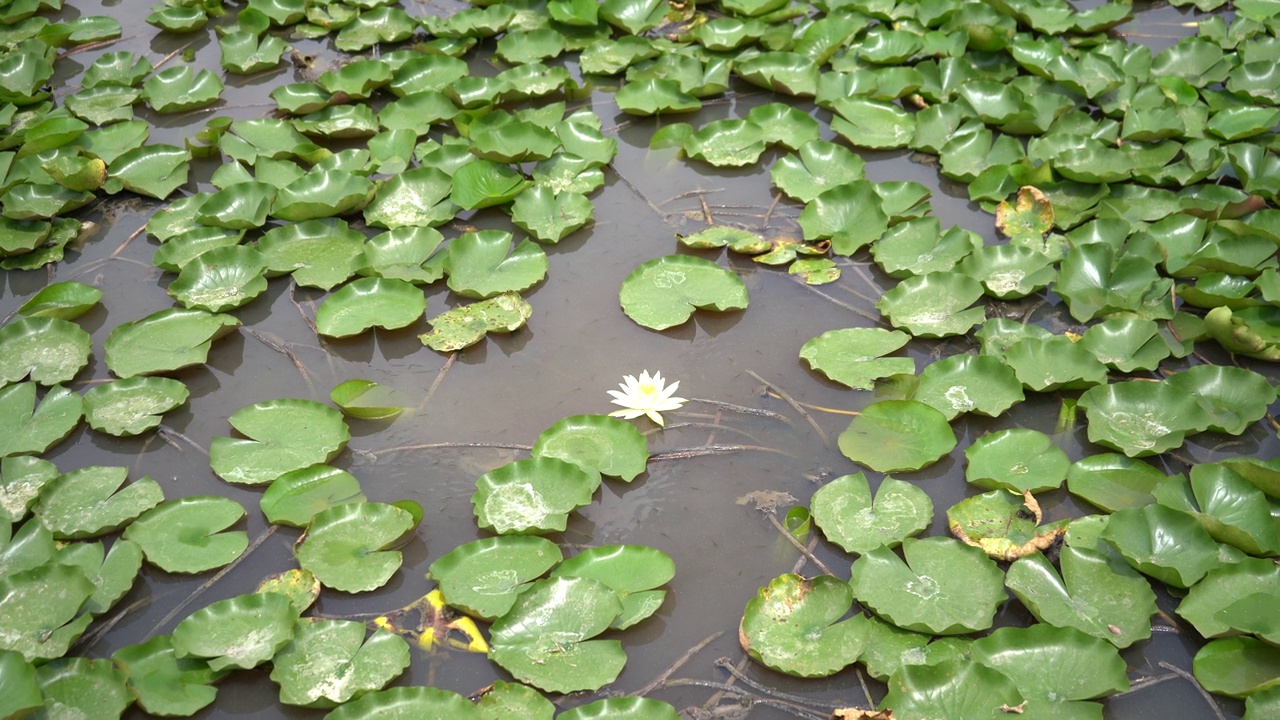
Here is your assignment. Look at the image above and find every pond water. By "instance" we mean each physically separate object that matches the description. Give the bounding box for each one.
[4,0,1277,718]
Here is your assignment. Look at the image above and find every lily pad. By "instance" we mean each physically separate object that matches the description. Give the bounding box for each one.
[1156,464,1280,557]
[811,473,933,554]
[472,457,600,534]
[16,280,101,320]
[171,591,298,671]
[1194,637,1280,698]
[488,576,625,693]
[419,292,533,352]
[111,636,223,717]
[883,658,1024,720]
[450,160,530,211]
[429,535,564,620]
[296,502,415,593]
[1078,317,1172,373]
[315,278,425,339]
[550,544,674,629]
[947,489,1069,561]
[329,380,404,421]
[270,620,410,708]
[971,624,1129,716]
[0,456,58,522]
[210,399,350,486]
[0,383,82,459]
[143,66,224,113]
[1178,556,1280,639]
[33,657,132,720]
[1004,335,1109,392]
[1066,453,1170,512]
[167,244,268,312]
[684,119,767,167]
[771,140,866,204]
[1165,365,1276,436]
[37,465,163,540]
[799,328,914,391]
[838,400,957,473]
[740,574,868,677]
[619,255,749,331]
[83,377,189,436]
[0,563,95,661]
[475,682,556,720]
[258,219,366,291]
[104,307,240,378]
[1078,380,1212,457]
[798,180,889,255]
[324,686,481,720]
[964,429,1068,493]
[1101,504,1222,588]
[913,354,1025,421]
[559,698,680,720]
[510,186,593,243]
[850,537,1006,635]
[0,316,91,386]
[877,272,986,338]
[105,144,188,199]
[445,231,548,299]
[260,464,366,528]
[531,414,649,481]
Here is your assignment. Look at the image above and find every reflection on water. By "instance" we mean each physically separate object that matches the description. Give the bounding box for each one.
[4,1,1270,719]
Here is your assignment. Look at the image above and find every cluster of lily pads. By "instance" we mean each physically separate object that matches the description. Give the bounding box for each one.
[2,0,1280,716]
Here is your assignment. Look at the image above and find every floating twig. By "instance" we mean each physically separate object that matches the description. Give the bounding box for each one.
[644,421,768,446]
[663,678,831,720]
[649,444,791,461]
[633,631,723,697]
[713,657,846,711]
[149,525,279,636]
[688,398,794,423]
[1157,661,1228,720]
[247,329,317,398]
[765,512,836,577]
[747,370,829,449]
[763,390,858,416]
[371,441,533,456]
[417,352,457,413]
[156,426,209,457]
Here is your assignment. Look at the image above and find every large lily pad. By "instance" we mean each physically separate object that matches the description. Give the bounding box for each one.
[0,383,82,459]
[964,429,1069,493]
[428,535,563,620]
[838,400,957,473]
[123,496,247,574]
[0,316,91,386]
[550,544,674,629]
[883,657,1024,720]
[850,537,1006,635]
[1178,556,1280,639]
[167,244,268,312]
[315,278,425,338]
[323,687,481,720]
[740,574,868,677]
[471,457,600,534]
[799,328,914,390]
[445,231,548,299]
[1066,453,1170,512]
[619,255,749,331]
[531,414,649,482]
[270,620,410,708]
[877,272,986,338]
[37,465,163,540]
[104,307,240,378]
[0,562,95,661]
[210,399,350,486]
[488,576,625,693]
[82,377,189,437]
[295,502,416,593]
[913,354,1025,421]
[811,473,932,554]
[1193,637,1280,698]
[171,592,298,671]
[971,624,1128,717]
[1101,504,1222,588]
[1078,381,1212,457]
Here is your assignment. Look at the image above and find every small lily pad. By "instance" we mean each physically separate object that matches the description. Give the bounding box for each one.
[811,473,932,554]
[445,231,548,299]
[296,502,416,593]
[550,544,674,629]
[838,400,957,473]
[83,377,189,437]
[740,574,868,677]
[619,255,749,331]
[329,380,404,421]
[260,464,366,528]
[429,536,564,620]
[123,496,247,574]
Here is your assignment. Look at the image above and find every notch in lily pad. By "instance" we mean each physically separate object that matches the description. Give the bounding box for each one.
[619,255,748,331]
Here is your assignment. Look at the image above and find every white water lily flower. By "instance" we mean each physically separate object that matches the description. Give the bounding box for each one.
[607,370,687,426]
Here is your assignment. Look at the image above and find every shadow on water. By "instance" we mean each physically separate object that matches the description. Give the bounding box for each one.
[3,0,1274,718]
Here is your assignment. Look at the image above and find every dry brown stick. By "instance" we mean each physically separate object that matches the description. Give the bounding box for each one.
[1114,672,1179,696]
[371,441,533,456]
[856,667,874,709]
[152,41,194,74]
[417,351,457,413]
[649,444,792,462]
[633,631,723,697]
[714,657,846,711]
[790,533,820,575]
[665,679,829,720]
[746,370,829,449]
[156,426,209,456]
[647,421,767,447]
[688,398,794,423]
[699,190,714,224]
[247,329,317,398]
[1157,661,1227,720]
[766,512,836,577]
[791,279,882,322]
[150,525,280,635]
[74,595,159,651]
[760,192,782,229]
[58,36,126,60]
[110,223,148,258]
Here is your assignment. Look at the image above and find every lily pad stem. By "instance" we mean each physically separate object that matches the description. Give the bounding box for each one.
[765,512,836,577]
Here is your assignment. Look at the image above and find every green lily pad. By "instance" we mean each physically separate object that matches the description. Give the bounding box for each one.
[488,576,625,693]
[143,66,224,113]
[947,489,1069,561]
[551,544,674,629]
[336,7,417,51]
[1194,637,1280,698]
[1004,335,1109,392]
[272,170,374,222]
[683,119,767,167]
[104,307,240,378]
[956,244,1057,299]
[210,399,350,486]
[315,278,425,339]
[219,30,288,74]
[16,280,101,320]
[1078,380,1212,457]
[1005,546,1157,648]
[197,181,275,230]
[260,464,366,528]
[429,535,563,621]
[799,328,914,391]
[33,657,132,720]
[475,682,555,720]
[364,166,457,229]
[37,465,163,540]
[1165,365,1276,436]
[324,686,481,720]
[1178,556,1280,639]
[883,657,1023,720]
[1101,504,1222,588]
[1066,453,1170,512]
[105,144,188,199]
[450,160,530,211]
[472,457,600,534]
[510,186,594,243]
[1205,305,1280,361]
[913,354,1025,421]
[167,244,268,312]
[877,272,985,338]
[798,180,889,255]
[121,495,246,573]
[1077,317,1171,373]
[740,574,868,678]
[0,456,58,522]
[172,591,298,671]
[614,78,701,116]
[838,400,957,473]
[531,414,649,482]
[328,380,404,421]
[0,383,82,459]
[830,97,916,150]
[419,292,533,352]
[771,140,865,204]
[0,562,94,661]
[559,698,680,720]
[360,227,446,284]
[296,502,415,593]
[873,220,982,279]
[112,636,224,717]
[851,537,1006,635]
[1056,243,1168,322]
[445,231,548,299]
[1156,464,1280,557]
[619,255,749,331]
[811,473,933,554]
[0,316,91,386]
[971,624,1129,717]
[270,620,409,708]
[83,376,189,437]
[964,429,1068,493]
[54,537,143,617]
[258,218,366,291]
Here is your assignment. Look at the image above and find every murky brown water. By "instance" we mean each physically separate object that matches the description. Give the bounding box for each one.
[6,0,1272,717]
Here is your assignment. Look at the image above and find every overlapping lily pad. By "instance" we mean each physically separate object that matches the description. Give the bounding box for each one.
[811,473,932,554]
[740,574,867,677]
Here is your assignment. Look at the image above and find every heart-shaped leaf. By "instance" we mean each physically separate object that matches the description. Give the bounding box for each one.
[619,255,748,331]
[811,473,932,554]
[740,574,868,677]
